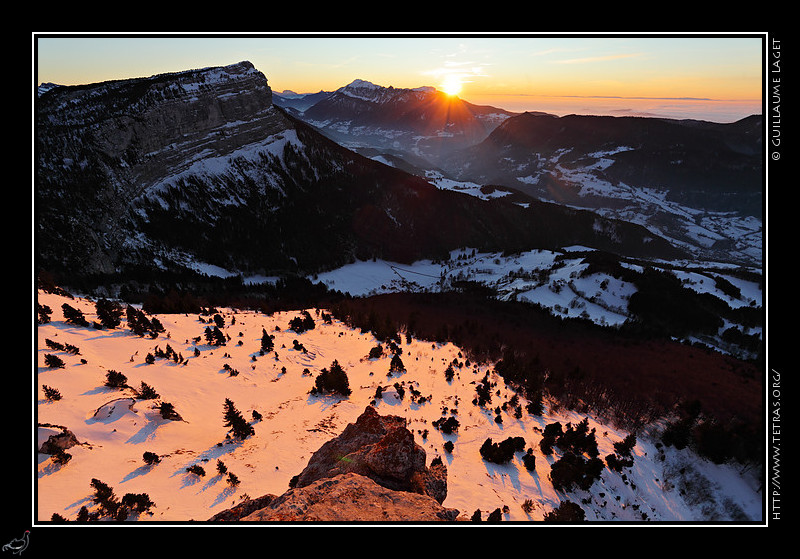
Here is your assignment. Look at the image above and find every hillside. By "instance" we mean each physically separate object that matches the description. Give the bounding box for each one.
[35,62,682,288]
[36,289,762,523]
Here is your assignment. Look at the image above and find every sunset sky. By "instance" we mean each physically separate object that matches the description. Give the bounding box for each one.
[34,33,765,123]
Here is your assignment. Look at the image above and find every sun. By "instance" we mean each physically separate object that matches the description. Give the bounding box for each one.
[441,75,463,96]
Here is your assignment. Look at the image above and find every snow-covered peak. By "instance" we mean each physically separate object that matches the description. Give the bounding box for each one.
[342,78,382,90]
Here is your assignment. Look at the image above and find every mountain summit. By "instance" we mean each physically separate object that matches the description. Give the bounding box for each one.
[300,79,517,165]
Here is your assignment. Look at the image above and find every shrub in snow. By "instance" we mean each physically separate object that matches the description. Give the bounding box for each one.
[368,344,384,359]
[260,328,275,353]
[389,353,405,374]
[311,360,351,396]
[289,310,315,333]
[479,436,526,464]
[186,464,206,477]
[136,381,159,400]
[158,401,180,420]
[543,500,585,522]
[522,449,536,471]
[43,385,62,401]
[104,370,128,389]
[613,433,637,458]
[62,303,89,327]
[432,415,460,435]
[142,451,161,465]
[95,298,124,329]
[120,492,155,514]
[37,303,52,324]
[549,452,604,491]
[44,354,65,369]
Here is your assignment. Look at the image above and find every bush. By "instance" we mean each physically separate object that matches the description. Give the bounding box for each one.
[289,311,315,333]
[479,436,525,464]
[613,433,637,457]
[260,328,275,353]
[136,382,159,400]
[549,452,604,491]
[186,464,206,477]
[543,501,585,522]
[121,492,155,513]
[62,303,89,327]
[104,370,128,389]
[44,354,65,369]
[432,415,460,435]
[142,451,161,465]
[522,449,536,471]
[159,401,180,420]
[606,453,634,472]
[311,360,351,396]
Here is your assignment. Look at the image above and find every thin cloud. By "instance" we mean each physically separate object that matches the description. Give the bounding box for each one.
[552,53,644,64]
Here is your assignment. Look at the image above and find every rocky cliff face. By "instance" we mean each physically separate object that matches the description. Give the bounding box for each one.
[36,61,290,276]
[210,406,460,522]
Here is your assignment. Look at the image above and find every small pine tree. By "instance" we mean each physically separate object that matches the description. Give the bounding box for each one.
[223,398,255,440]
[389,353,405,374]
[44,354,65,369]
[37,303,52,324]
[159,401,180,420]
[62,303,89,326]
[260,328,274,353]
[312,360,351,396]
[95,298,124,329]
[136,381,159,400]
[43,385,62,401]
[104,370,128,389]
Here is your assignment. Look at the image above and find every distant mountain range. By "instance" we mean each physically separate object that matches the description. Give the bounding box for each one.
[279,82,763,267]
[275,79,518,168]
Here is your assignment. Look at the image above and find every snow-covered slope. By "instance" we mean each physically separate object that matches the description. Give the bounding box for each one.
[36,290,762,523]
[312,246,763,356]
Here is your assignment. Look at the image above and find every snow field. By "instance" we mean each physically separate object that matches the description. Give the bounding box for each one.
[36,290,761,523]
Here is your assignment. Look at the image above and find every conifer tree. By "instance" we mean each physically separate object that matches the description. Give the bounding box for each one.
[95,298,124,329]
[261,328,274,353]
[223,398,254,440]
[62,303,89,327]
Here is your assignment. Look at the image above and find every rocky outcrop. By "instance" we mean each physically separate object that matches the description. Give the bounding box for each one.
[241,472,459,522]
[210,406,458,522]
[291,405,448,504]
[38,425,80,454]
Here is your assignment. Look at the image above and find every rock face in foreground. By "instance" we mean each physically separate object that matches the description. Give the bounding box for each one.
[241,472,458,522]
[210,406,458,522]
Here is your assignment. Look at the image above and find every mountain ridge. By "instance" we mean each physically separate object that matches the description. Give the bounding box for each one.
[35,61,684,288]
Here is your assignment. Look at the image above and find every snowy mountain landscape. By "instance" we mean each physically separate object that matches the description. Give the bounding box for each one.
[36,288,761,523]
[33,59,766,527]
